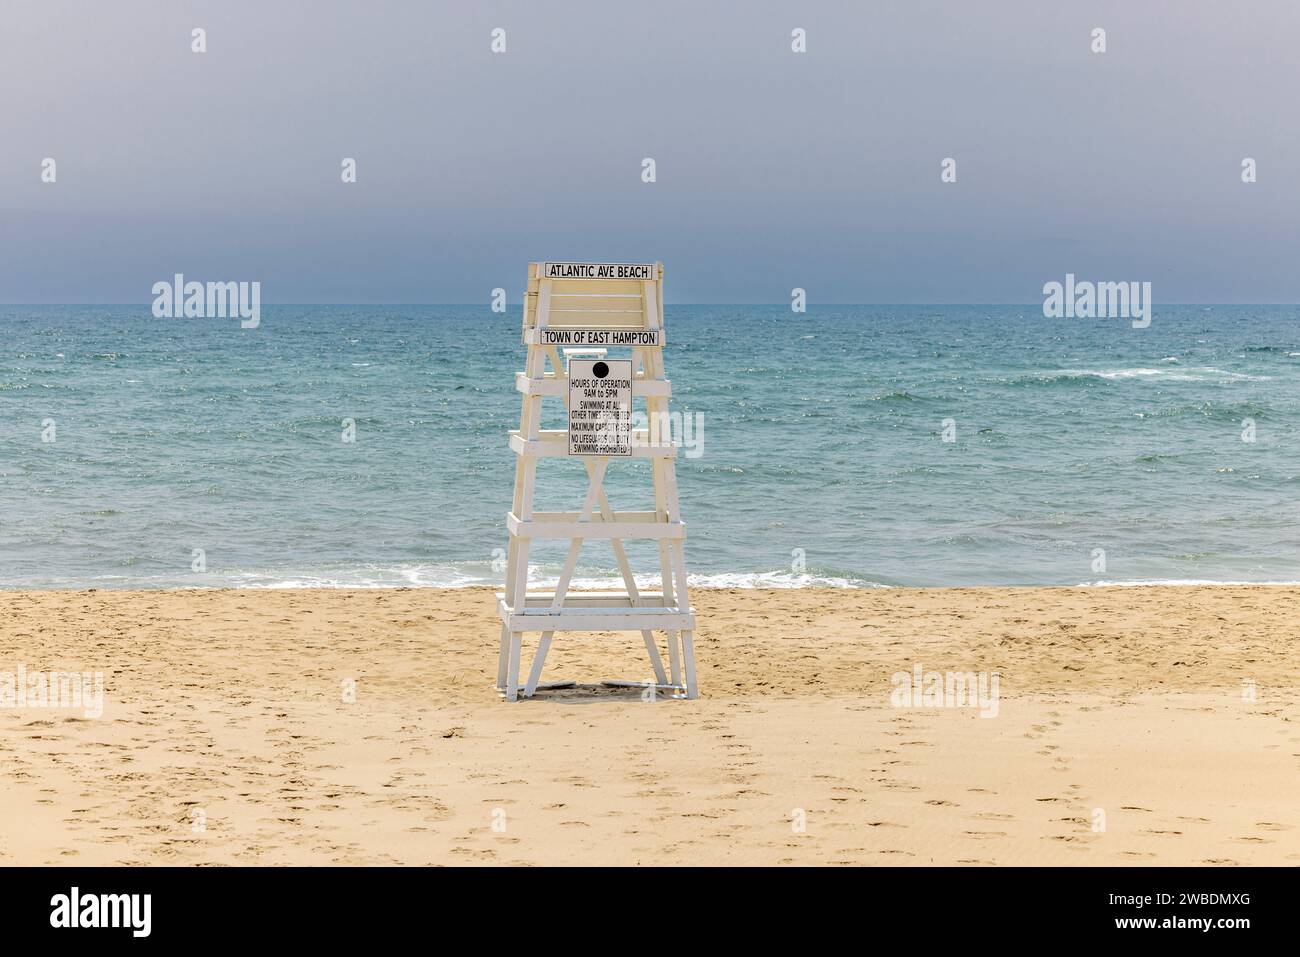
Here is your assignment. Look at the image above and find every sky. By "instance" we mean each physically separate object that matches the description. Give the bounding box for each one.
[2,0,1299,304]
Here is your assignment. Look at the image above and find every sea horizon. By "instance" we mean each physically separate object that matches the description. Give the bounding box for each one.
[6,302,1300,308]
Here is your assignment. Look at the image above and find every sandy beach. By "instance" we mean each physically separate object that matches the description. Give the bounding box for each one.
[1,586,1296,866]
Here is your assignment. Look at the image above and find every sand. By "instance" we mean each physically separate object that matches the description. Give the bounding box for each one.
[0,586,1296,866]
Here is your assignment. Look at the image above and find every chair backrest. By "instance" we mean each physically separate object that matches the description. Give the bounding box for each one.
[524,262,663,331]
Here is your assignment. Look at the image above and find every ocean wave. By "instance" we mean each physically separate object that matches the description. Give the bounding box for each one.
[1130,401,1272,421]
[1133,452,1191,464]
[0,564,889,590]
[6,564,1297,590]
[252,565,886,590]
[865,389,936,403]
[666,571,887,589]
[1002,367,1268,385]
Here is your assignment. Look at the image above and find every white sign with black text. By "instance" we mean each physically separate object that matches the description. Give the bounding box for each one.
[541,262,655,281]
[540,328,661,347]
[567,358,632,456]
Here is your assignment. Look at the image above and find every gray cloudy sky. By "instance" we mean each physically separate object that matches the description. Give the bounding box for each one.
[2,0,1298,303]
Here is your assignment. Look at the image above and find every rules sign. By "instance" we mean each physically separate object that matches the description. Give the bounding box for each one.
[567,358,632,456]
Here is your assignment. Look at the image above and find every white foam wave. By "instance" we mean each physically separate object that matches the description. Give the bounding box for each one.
[1062,367,1267,382]
[211,564,885,590]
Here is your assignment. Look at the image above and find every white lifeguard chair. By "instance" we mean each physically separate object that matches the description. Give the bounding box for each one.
[496,261,697,700]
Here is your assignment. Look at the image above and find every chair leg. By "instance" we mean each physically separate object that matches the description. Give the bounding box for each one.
[496,624,511,691]
[680,630,697,699]
[524,631,553,697]
[506,631,523,701]
[641,630,668,685]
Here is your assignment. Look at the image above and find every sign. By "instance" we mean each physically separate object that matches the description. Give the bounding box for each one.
[540,328,661,347]
[541,262,655,281]
[567,358,632,456]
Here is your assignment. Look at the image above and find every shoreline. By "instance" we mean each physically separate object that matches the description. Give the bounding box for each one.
[2,585,1296,865]
[5,578,1300,592]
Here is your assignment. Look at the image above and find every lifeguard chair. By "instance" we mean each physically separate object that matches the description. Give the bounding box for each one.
[496,261,697,700]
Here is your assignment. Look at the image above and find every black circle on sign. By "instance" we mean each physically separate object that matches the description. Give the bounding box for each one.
[592,361,609,378]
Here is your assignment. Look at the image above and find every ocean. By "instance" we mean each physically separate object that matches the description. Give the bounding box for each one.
[2,304,1297,588]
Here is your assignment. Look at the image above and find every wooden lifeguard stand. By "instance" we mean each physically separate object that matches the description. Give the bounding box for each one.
[496,261,697,701]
